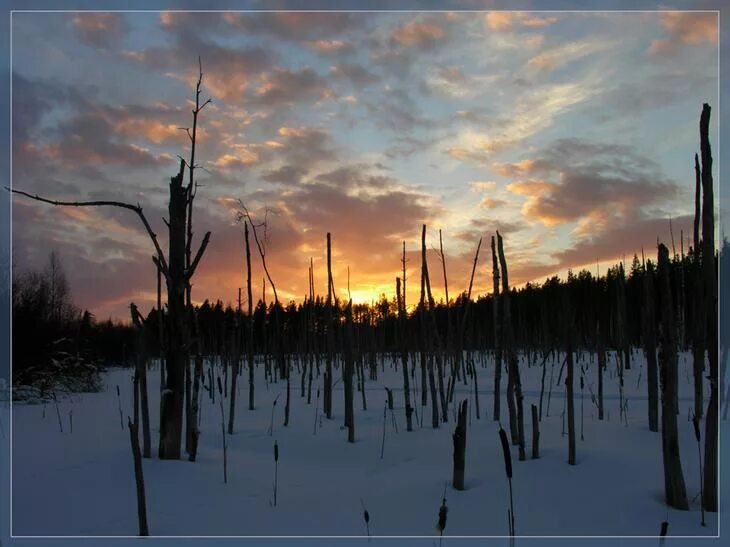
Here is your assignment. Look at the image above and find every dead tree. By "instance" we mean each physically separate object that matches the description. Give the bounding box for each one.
[11,155,210,461]
[245,220,255,411]
[130,303,151,458]
[344,300,356,442]
[691,153,705,422]
[531,404,540,459]
[642,260,659,432]
[596,320,605,421]
[658,243,689,510]
[237,204,288,423]
[566,307,576,466]
[700,104,718,512]
[497,231,525,460]
[183,59,211,458]
[456,238,482,419]
[491,236,501,422]
[397,277,414,431]
[325,233,335,419]
[128,417,149,536]
[452,399,468,490]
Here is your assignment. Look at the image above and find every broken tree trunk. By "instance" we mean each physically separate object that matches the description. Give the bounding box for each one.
[397,277,414,432]
[128,417,149,536]
[658,243,689,510]
[344,300,356,443]
[325,232,334,420]
[566,329,576,466]
[491,236,502,422]
[700,103,718,513]
[130,303,151,459]
[642,262,659,433]
[497,231,525,460]
[246,220,255,411]
[531,404,540,459]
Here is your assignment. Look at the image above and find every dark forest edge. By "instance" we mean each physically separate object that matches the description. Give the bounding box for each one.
[11,238,727,397]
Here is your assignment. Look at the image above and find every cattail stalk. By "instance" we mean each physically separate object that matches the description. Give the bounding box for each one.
[269,393,280,437]
[380,399,387,459]
[693,415,705,526]
[218,377,227,484]
[54,392,63,433]
[273,441,279,507]
[360,498,370,540]
[313,387,320,435]
[116,385,123,430]
[499,425,515,536]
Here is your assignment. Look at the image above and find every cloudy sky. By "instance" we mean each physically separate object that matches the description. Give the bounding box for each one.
[10,10,718,320]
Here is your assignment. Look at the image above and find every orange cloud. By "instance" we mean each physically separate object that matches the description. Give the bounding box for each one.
[391,20,445,46]
[649,11,718,55]
[71,13,127,47]
[485,12,557,31]
[479,197,507,209]
[493,159,536,177]
[305,39,350,53]
[115,119,189,144]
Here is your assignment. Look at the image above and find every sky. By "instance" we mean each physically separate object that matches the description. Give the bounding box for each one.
[9,9,719,321]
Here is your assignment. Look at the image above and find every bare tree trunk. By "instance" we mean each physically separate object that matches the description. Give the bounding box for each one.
[325,233,334,419]
[700,104,718,512]
[642,263,659,432]
[597,329,605,421]
[397,277,413,431]
[497,232,524,459]
[452,399,468,490]
[692,153,705,421]
[531,404,540,459]
[128,418,149,536]
[159,161,190,460]
[658,243,689,510]
[344,301,355,442]
[491,236,501,422]
[566,334,576,466]
[188,354,203,461]
[245,221,255,411]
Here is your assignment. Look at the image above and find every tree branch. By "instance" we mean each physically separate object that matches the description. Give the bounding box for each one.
[8,188,169,277]
[186,231,211,281]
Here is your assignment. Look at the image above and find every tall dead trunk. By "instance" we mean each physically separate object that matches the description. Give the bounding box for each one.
[497,232,524,459]
[658,243,689,510]
[325,233,334,419]
[344,301,356,443]
[597,321,605,421]
[128,418,149,536]
[130,303,151,459]
[642,262,659,432]
[566,329,576,466]
[397,277,414,432]
[700,103,718,513]
[246,221,255,411]
[692,153,705,422]
[491,236,501,422]
[159,161,189,460]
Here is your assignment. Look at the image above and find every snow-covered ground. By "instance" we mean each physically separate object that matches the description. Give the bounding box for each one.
[8,350,727,537]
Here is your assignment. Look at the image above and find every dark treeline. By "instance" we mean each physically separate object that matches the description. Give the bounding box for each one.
[13,243,722,382]
[122,246,718,364]
[12,251,134,393]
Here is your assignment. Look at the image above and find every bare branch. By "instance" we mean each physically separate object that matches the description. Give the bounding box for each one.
[186,231,211,281]
[8,188,169,277]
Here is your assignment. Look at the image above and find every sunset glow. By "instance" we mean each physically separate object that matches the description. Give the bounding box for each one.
[11,11,718,320]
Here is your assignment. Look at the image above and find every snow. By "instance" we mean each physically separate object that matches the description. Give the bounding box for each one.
[6,350,727,538]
